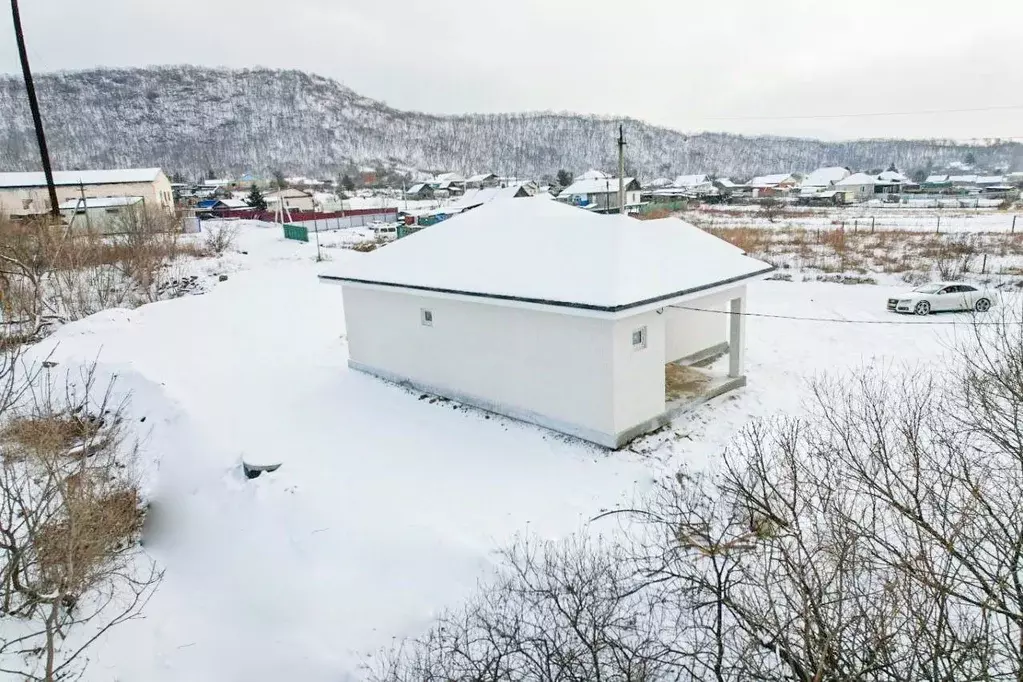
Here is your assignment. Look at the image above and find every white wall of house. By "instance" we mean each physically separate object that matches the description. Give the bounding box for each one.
[611,309,666,435]
[0,173,174,216]
[664,290,732,362]
[343,285,617,440]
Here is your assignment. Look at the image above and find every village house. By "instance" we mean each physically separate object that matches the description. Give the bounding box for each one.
[556,176,643,213]
[797,167,851,197]
[923,175,952,192]
[0,168,174,217]
[57,196,144,232]
[406,183,434,200]
[574,169,609,182]
[321,198,772,448]
[452,183,537,211]
[266,187,316,212]
[748,173,798,197]
[833,172,878,202]
[465,173,499,189]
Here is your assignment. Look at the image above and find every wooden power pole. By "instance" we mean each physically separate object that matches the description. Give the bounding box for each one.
[10,0,59,217]
[617,124,627,215]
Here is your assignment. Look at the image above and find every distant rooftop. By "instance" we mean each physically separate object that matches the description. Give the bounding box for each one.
[0,168,164,189]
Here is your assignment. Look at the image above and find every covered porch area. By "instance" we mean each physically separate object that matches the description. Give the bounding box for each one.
[662,288,747,413]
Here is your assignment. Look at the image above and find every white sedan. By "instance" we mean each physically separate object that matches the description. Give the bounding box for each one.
[887,282,998,315]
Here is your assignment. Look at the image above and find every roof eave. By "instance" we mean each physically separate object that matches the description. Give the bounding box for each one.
[317,264,776,315]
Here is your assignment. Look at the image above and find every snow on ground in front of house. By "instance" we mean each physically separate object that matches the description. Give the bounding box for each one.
[19,222,652,681]
[11,220,1007,681]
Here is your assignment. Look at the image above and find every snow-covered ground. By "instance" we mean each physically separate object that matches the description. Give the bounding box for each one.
[12,220,1007,681]
[691,204,1021,233]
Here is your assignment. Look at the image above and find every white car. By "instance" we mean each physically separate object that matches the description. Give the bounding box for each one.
[887,282,998,315]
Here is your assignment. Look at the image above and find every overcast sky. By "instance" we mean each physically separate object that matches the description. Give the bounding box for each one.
[3,0,1022,141]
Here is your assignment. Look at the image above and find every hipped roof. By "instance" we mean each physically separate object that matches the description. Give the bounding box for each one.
[322,197,772,312]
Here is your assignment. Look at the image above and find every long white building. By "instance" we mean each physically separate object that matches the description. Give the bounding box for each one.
[0,168,174,217]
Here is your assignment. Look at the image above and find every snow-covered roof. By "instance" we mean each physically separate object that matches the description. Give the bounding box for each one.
[451,183,536,208]
[466,173,497,183]
[407,183,429,194]
[644,177,673,188]
[432,172,464,184]
[219,198,249,208]
[800,167,850,187]
[835,172,877,186]
[672,174,710,188]
[949,175,979,184]
[57,196,143,210]
[925,174,950,183]
[322,197,772,311]
[976,175,1006,185]
[0,168,164,188]
[877,170,908,183]
[574,169,608,182]
[749,173,794,187]
[560,177,638,195]
[715,178,738,188]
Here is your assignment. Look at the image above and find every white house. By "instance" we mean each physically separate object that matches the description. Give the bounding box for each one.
[321,198,772,448]
[0,168,173,216]
[798,167,851,195]
[834,172,878,202]
[557,177,643,213]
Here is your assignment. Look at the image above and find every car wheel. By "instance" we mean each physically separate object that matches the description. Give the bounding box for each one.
[975,298,991,312]
[914,300,931,316]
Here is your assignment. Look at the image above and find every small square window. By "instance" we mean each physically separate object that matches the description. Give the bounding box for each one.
[632,326,647,350]
[421,309,433,326]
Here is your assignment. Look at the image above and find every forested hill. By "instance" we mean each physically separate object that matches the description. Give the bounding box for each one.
[0,66,1020,180]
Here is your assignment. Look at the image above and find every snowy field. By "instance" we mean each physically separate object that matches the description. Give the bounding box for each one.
[690,203,1021,233]
[12,220,1013,681]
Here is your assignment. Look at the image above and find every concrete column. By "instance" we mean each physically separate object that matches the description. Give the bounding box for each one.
[728,295,746,378]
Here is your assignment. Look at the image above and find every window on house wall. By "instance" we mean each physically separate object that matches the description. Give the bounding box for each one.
[421,309,433,326]
[632,326,647,350]
[22,199,32,210]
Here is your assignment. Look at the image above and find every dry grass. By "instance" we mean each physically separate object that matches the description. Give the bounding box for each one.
[2,413,102,455]
[35,485,144,592]
[665,364,712,402]
[636,208,673,221]
[703,225,1023,278]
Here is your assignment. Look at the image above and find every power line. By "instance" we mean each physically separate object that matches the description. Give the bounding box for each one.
[690,104,1023,122]
[668,304,1022,326]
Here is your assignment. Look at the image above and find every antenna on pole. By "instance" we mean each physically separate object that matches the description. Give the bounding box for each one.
[617,124,627,215]
[10,0,59,218]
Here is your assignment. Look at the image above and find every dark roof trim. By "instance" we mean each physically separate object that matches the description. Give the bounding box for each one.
[319,265,776,313]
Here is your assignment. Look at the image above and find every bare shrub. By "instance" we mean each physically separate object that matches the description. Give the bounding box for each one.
[368,535,679,682]
[0,209,206,338]
[0,360,161,681]
[377,311,1023,681]
[202,221,238,256]
[757,197,784,223]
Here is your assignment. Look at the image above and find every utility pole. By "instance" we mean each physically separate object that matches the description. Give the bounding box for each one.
[10,0,59,217]
[79,181,91,231]
[617,124,627,215]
